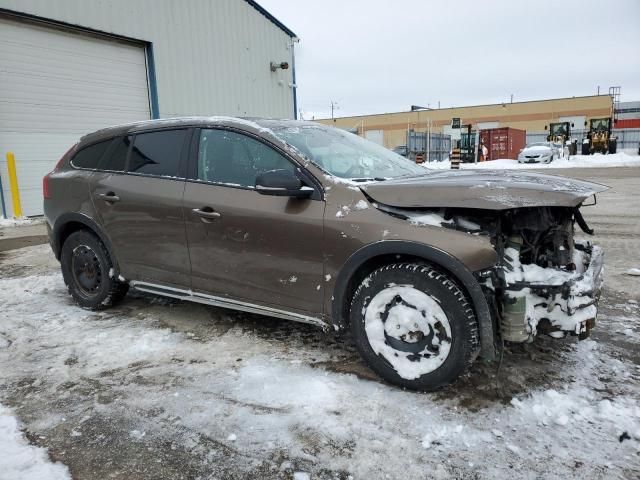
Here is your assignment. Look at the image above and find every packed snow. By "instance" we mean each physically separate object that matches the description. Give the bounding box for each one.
[502,243,603,334]
[0,404,71,480]
[363,284,452,379]
[353,200,369,210]
[0,216,44,228]
[408,212,453,227]
[423,152,640,170]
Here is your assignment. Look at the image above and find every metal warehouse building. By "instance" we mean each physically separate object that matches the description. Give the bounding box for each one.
[320,95,614,148]
[0,0,298,216]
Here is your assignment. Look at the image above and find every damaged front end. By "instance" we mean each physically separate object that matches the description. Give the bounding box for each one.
[487,207,604,343]
[362,170,609,351]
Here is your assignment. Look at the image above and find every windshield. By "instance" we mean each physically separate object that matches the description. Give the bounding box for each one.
[591,118,610,131]
[526,142,551,148]
[269,125,425,180]
[550,124,568,136]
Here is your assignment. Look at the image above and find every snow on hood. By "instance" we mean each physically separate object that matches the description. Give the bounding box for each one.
[522,145,553,154]
[362,170,609,210]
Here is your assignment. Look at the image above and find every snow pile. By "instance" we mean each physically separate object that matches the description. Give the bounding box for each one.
[0,216,43,228]
[0,405,71,480]
[511,387,640,434]
[424,152,640,170]
[625,268,640,276]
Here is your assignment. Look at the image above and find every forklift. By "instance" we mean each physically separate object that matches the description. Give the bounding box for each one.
[459,125,476,163]
[546,122,577,156]
[582,118,617,155]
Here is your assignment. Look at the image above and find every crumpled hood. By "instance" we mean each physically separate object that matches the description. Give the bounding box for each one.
[361,170,609,210]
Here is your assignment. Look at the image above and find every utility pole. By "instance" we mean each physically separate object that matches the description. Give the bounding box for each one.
[330,100,339,120]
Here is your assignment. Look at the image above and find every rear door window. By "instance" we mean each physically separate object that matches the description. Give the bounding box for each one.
[128,129,188,177]
[71,140,111,169]
[100,136,131,172]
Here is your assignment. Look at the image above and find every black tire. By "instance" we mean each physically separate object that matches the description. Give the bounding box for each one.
[60,230,128,310]
[349,263,479,391]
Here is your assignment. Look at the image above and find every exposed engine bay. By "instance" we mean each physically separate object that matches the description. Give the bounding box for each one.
[376,203,604,344]
[487,206,603,343]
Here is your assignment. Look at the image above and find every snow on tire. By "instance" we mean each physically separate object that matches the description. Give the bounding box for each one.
[349,263,479,391]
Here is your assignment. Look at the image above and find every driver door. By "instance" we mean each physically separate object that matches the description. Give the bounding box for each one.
[183,128,326,316]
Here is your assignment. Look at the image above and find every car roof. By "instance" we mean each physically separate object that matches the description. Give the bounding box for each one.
[78,116,324,146]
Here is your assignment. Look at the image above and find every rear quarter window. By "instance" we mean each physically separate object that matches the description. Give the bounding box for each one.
[100,136,132,172]
[70,140,111,169]
[128,129,188,177]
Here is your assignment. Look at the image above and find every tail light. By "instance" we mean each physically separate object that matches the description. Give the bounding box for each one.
[43,144,76,200]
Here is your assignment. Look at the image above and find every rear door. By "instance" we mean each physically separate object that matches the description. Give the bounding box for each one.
[90,129,192,287]
[183,127,325,315]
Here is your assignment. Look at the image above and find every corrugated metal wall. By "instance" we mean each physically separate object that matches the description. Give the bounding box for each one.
[0,0,296,119]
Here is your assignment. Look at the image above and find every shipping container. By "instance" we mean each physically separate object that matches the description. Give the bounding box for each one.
[614,119,640,129]
[480,127,526,160]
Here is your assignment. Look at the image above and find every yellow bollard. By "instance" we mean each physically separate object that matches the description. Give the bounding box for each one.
[6,152,23,218]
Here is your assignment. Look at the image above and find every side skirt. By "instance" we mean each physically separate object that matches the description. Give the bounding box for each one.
[129,280,327,329]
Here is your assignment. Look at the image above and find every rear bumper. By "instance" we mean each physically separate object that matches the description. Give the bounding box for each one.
[504,243,604,340]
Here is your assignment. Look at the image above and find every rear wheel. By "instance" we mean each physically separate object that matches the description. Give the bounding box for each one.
[349,263,479,391]
[61,230,128,310]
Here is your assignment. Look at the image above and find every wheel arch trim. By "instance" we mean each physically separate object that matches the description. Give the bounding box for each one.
[52,213,119,274]
[331,240,497,360]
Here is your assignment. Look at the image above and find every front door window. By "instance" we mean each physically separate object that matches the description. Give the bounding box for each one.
[198,129,295,187]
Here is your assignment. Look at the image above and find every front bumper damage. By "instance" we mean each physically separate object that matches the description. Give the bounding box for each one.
[500,242,604,342]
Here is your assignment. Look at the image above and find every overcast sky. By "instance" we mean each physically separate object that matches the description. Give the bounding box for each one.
[259,0,640,120]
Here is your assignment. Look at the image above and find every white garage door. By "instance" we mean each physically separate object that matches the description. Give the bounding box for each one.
[0,16,151,216]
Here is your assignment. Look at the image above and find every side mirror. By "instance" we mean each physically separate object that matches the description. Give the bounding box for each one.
[255,169,312,198]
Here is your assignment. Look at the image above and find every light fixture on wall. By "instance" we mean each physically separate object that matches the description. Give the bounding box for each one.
[270,61,289,72]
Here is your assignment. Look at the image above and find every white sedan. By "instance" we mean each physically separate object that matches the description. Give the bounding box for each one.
[517,142,561,164]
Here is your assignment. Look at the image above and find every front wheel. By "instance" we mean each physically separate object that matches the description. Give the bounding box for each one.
[349,263,479,391]
[61,230,129,310]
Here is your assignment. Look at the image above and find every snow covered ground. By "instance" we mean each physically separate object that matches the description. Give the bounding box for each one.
[1,244,639,480]
[0,216,44,228]
[424,152,640,170]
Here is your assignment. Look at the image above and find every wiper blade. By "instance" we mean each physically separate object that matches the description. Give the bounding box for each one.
[351,177,386,182]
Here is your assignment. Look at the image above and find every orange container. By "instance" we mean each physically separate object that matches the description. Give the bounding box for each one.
[479,127,526,160]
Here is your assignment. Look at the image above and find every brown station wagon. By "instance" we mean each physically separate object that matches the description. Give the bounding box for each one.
[43,117,606,390]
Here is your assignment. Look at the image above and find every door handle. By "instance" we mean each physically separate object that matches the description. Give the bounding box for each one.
[192,207,221,220]
[98,192,120,203]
